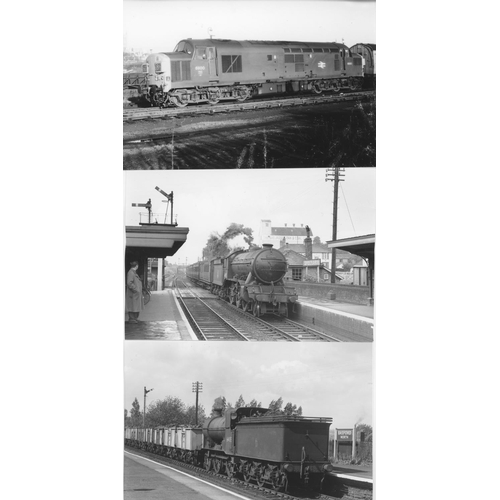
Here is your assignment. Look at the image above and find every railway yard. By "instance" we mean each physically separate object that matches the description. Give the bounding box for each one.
[123,91,375,169]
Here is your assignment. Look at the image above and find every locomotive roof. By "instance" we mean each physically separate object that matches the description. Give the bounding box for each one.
[179,38,348,50]
[351,43,376,51]
[239,414,333,424]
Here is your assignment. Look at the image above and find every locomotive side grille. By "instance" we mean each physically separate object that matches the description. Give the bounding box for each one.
[334,59,341,71]
[171,61,181,81]
[221,55,242,73]
[295,63,305,72]
[171,61,191,82]
[284,54,294,63]
[182,61,191,80]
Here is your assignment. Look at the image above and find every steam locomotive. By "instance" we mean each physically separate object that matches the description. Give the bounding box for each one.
[143,38,365,107]
[186,244,298,317]
[125,406,333,492]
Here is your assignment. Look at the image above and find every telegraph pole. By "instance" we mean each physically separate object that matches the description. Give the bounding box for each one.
[325,168,345,283]
[143,386,153,428]
[192,381,203,425]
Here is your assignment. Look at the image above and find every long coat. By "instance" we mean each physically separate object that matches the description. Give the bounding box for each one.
[126,268,144,313]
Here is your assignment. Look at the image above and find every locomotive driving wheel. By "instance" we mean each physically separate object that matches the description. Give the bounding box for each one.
[256,464,266,487]
[252,302,261,317]
[213,457,223,474]
[332,81,341,93]
[226,461,236,479]
[204,455,212,471]
[270,470,287,492]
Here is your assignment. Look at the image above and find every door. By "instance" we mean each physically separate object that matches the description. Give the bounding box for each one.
[208,47,217,78]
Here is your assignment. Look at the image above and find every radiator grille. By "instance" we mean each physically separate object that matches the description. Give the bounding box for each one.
[171,61,191,82]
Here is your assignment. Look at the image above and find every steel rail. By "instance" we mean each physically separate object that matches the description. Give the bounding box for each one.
[123,90,375,124]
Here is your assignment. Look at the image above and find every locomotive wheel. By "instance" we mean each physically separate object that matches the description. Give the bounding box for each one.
[349,78,357,91]
[204,456,212,471]
[235,86,251,102]
[208,87,221,105]
[256,466,266,487]
[312,83,323,95]
[226,461,235,479]
[171,94,188,108]
[332,81,341,93]
[241,300,249,312]
[213,458,222,474]
[253,302,261,317]
[270,471,287,492]
[241,463,251,483]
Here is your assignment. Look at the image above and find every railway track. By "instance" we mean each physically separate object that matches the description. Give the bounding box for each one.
[125,445,370,500]
[175,279,339,342]
[123,90,375,125]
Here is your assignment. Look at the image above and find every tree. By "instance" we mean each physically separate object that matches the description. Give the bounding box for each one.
[234,395,246,408]
[130,398,142,427]
[267,397,283,414]
[185,404,207,426]
[247,399,261,408]
[146,396,187,427]
[313,236,322,245]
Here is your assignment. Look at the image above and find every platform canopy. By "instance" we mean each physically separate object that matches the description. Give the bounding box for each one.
[327,234,375,263]
[125,224,189,260]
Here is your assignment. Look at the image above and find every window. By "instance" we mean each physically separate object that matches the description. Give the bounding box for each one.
[221,55,242,73]
[174,41,194,55]
[195,47,207,59]
[292,268,302,281]
[154,63,162,72]
[313,48,324,53]
[267,55,272,61]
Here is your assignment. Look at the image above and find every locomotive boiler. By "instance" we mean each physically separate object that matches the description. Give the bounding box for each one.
[144,38,364,107]
[187,244,298,317]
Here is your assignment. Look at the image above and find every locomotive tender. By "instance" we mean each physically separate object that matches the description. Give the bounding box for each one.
[144,38,364,107]
[125,406,333,491]
[187,244,298,317]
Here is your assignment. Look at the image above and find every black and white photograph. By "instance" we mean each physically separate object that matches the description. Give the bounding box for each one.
[124,342,373,498]
[123,0,376,168]
[124,168,375,341]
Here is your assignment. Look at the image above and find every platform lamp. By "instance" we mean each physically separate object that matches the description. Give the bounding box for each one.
[192,382,203,425]
[143,387,153,428]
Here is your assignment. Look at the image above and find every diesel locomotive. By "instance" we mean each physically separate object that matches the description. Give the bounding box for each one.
[143,38,365,107]
[350,43,376,88]
[186,244,298,317]
[125,406,334,492]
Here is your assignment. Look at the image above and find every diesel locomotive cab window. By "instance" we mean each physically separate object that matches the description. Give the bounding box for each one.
[221,55,242,73]
[154,63,161,72]
[196,47,207,59]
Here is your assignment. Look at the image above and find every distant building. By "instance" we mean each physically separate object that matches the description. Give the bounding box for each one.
[259,220,309,247]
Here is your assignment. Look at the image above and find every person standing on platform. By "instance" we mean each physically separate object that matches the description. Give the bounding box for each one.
[126,261,144,323]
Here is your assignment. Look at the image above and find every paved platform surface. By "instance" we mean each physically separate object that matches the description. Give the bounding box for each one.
[328,462,373,482]
[125,290,195,340]
[297,296,374,319]
[124,452,252,500]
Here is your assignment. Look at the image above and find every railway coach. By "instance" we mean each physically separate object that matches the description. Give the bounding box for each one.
[145,38,364,107]
[187,244,298,317]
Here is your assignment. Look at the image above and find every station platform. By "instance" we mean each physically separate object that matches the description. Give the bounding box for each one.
[125,290,196,340]
[124,289,373,342]
[327,462,373,483]
[124,451,252,500]
[293,296,374,342]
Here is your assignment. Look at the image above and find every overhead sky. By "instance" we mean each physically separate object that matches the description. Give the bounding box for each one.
[123,0,376,54]
[124,341,372,428]
[123,168,375,264]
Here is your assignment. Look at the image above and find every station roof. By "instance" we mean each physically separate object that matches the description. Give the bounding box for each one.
[327,234,375,262]
[126,224,189,259]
